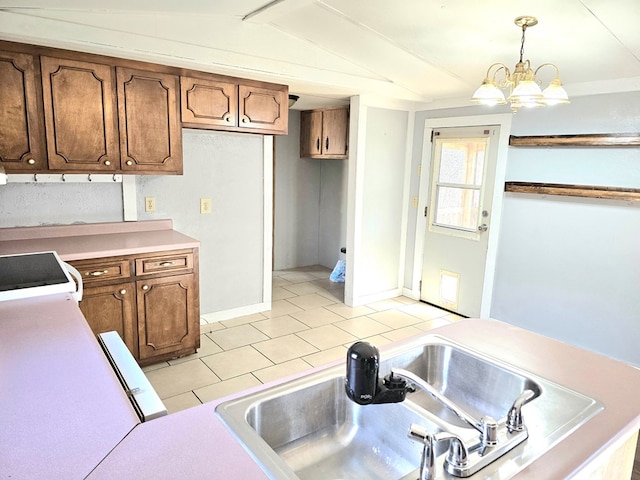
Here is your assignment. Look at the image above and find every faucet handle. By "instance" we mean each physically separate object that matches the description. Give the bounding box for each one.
[408,425,437,480]
[436,431,469,471]
[409,425,469,478]
[507,389,535,432]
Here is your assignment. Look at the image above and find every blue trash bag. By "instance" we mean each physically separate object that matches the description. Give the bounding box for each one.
[329,259,346,283]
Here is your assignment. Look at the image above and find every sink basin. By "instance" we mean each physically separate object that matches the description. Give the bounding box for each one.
[216,335,603,480]
[243,375,447,479]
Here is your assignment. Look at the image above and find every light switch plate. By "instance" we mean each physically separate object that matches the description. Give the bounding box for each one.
[200,198,212,214]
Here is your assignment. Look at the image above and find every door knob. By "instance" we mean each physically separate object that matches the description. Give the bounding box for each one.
[478,224,488,232]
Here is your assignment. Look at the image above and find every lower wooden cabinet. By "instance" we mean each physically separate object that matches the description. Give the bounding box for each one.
[78,281,138,356]
[137,274,199,362]
[71,248,200,365]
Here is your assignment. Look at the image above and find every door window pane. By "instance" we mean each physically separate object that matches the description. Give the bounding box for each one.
[431,137,488,232]
[438,141,485,186]
[435,187,480,230]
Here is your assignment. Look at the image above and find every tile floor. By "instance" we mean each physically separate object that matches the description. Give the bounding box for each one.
[143,265,462,414]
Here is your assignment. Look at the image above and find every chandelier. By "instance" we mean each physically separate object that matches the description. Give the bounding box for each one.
[471,16,569,113]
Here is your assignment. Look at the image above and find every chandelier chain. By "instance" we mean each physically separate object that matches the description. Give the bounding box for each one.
[519,25,527,63]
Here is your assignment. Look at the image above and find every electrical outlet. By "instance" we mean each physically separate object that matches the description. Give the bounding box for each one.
[200,198,212,214]
[145,197,156,212]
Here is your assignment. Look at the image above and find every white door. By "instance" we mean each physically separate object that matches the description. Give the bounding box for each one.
[420,126,500,317]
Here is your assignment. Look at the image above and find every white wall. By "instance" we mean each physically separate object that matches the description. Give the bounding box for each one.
[318,159,348,268]
[349,102,409,305]
[0,182,123,228]
[491,91,640,366]
[273,111,321,270]
[137,129,266,316]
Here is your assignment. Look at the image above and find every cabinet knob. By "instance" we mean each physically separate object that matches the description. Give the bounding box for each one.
[126,160,133,166]
[316,138,320,152]
[27,159,36,165]
[159,261,175,267]
[119,289,127,295]
[142,285,149,291]
[104,160,111,166]
[325,137,329,150]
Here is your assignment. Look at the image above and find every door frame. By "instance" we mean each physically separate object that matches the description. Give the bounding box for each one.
[411,114,512,317]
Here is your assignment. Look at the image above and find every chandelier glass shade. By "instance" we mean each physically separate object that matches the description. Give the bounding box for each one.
[471,16,569,113]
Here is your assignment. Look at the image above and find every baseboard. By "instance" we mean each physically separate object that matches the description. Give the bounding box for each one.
[349,288,402,307]
[201,301,271,323]
[402,287,420,300]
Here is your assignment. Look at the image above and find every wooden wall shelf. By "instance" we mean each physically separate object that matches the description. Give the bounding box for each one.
[509,133,640,147]
[505,182,640,202]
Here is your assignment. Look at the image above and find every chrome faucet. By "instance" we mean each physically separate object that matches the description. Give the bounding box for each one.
[345,341,537,478]
[391,368,499,448]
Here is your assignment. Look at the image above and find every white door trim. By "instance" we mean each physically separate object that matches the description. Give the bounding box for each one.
[411,113,512,317]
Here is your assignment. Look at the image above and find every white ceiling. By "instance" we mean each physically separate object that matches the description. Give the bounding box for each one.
[1,0,639,110]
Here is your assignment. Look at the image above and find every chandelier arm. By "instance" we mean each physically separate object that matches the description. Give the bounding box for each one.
[485,63,511,84]
[534,62,561,79]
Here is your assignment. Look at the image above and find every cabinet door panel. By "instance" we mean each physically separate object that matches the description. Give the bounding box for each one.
[0,51,45,171]
[117,67,182,174]
[300,110,323,157]
[41,56,119,171]
[137,274,197,361]
[79,282,138,357]
[181,76,237,128]
[322,107,349,157]
[238,85,287,134]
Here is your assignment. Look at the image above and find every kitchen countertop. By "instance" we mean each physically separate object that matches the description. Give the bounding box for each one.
[0,293,140,479]
[0,219,199,260]
[88,319,640,479]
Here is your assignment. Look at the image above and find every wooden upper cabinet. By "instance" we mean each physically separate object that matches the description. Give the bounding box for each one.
[300,110,323,157]
[300,106,349,159]
[117,67,182,174]
[180,78,288,135]
[180,76,237,129]
[41,56,120,171]
[322,107,349,157]
[0,50,46,171]
[238,85,288,134]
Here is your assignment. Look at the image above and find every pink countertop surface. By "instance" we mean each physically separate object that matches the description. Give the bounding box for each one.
[0,294,140,479]
[0,220,199,260]
[88,319,640,479]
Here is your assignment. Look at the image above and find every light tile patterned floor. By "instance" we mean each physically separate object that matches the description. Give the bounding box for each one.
[144,265,461,414]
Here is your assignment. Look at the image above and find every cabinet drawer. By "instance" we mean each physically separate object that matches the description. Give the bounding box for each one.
[135,250,193,276]
[71,258,131,284]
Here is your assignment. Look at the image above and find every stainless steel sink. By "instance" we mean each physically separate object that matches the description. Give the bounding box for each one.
[216,335,603,480]
[243,375,448,479]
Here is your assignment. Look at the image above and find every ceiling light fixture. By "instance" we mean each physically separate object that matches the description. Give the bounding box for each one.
[471,16,569,113]
[288,94,299,108]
